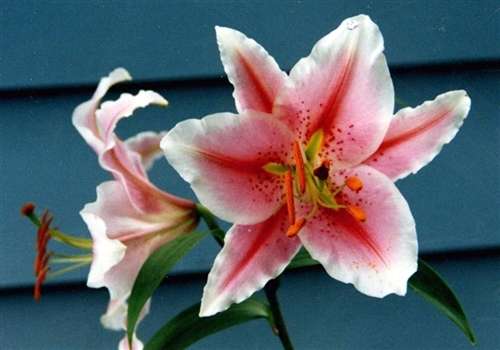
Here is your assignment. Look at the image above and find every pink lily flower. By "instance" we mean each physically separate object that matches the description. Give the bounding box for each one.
[162,15,471,317]
[73,68,198,345]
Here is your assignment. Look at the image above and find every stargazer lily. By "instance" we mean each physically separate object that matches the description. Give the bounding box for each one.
[73,68,198,347]
[162,15,471,317]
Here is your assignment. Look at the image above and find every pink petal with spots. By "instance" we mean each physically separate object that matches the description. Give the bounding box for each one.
[299,165,417,298]
[200,206,301,316]
[274,15,393,169]
[162,111,295,225]
[364,90,471,181]
[215,26,288,113]
[125,131,168,171]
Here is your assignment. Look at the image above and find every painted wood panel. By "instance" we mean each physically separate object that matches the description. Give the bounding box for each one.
[1,0,499,89]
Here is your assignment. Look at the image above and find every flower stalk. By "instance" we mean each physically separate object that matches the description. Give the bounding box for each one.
[264,278,294,350]
[197,204,296,350]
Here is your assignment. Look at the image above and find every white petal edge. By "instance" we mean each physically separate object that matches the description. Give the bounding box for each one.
[366,90,471,181]
[82,210,126,289]
[215,26,287,113]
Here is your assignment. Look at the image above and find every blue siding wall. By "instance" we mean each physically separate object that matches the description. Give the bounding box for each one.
[1,1,498,349]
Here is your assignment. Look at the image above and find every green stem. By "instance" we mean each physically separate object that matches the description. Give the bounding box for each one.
[196,204,295,350]
[264,279,295,350]
[195,204,225,246]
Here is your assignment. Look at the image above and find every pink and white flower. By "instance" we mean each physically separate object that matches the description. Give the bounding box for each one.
[73,68,198,347]
[162,15,470,317]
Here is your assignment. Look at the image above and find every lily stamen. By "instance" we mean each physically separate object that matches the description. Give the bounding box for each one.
[34,266,49,302]
[284,170,296,225]
[346,205,367,222]
[293,141,306,194]
[287,217,306,237]
[21,203,93,302]
[33,211,52,301]
[345,176,363,192]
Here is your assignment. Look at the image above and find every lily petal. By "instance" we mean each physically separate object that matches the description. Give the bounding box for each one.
[125,131,168,171]
[82,181,196,328]
[118,334,143,350]
[200,206,301,316]
[162,111,295,225]
[83,181,194,297]
[215,26,287,113]
[100,297,151,332]
[94,90,167,151]
[74,78,192,213]
[275,15,393,169]
[72,68,132,154]
[364,90,471,181]
[299,165,417,298]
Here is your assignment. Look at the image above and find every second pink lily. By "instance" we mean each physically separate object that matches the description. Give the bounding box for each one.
[162,15,471,317]
[73,68,198,348]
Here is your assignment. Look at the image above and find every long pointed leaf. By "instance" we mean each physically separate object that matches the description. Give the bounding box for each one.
[288,249,475,343]
[409,259,476,344]
[288,247,319,269]
[127,231,206,344]
[145,298,274,350]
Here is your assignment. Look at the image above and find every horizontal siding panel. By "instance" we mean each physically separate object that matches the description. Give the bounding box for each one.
[0,254,499,349]
[1,0,499,89]
[0,65,498,288]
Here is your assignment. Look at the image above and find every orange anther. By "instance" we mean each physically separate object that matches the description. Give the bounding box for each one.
[346,205,367,222]
[287,217,306,237]
[34,266,49,302]
[284,170,295,225]
[345,176,363,192]
[293,141,306,194]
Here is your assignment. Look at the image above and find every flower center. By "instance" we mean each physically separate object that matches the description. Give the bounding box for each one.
[264,129,367,238]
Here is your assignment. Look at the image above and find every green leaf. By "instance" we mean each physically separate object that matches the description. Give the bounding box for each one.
[145,298,274,350]
[287,251,475,344]
[127,231,206,344]
[409,259,476,345]
[288,248,318,269]
[195,204,225,246]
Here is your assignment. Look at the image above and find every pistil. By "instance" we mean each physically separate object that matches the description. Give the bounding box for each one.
[265,132,369,237]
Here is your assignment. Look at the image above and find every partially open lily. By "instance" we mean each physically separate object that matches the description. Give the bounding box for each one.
[73,68,198,345]
[162,15,470,317]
